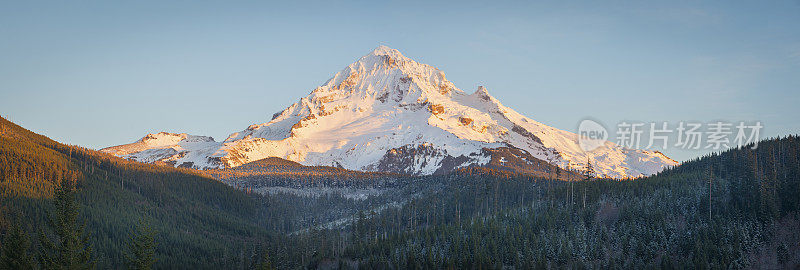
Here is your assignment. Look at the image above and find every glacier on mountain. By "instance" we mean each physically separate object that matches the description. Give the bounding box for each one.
[102,46,677,178]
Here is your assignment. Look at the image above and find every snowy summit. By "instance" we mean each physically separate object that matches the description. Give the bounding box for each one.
[102,46,677,178]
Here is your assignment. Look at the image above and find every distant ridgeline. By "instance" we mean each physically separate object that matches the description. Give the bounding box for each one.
[205,151,584,192]
[205,157,404,190]
[2,115,800,268]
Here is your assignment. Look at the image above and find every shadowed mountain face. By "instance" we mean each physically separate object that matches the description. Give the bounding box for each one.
[102,46,676,178]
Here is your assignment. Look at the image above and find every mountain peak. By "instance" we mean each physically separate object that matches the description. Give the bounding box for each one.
[370,45,402,57]
[140,132,187,142]
[357,45,410,68]
[138,132,215,144]
[103,46,678,178]
[472,86,498,103]
[475,86,490,96]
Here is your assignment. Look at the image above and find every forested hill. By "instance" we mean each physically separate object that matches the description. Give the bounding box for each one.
[329,136,800,268]
[206,156,403,189]
[206,149,583,191]
[0,116,276,268]
[655,135,800,220]
[2,114,799,269]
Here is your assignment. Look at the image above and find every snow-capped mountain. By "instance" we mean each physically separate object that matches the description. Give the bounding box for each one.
[102,46,677,178]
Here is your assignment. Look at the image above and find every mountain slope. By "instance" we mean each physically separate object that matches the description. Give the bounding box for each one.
[325,136,800,268]
[103,46,677,178]
[0,116,277,268]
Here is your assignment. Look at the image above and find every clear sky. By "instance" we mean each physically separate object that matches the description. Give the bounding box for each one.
[1,1,799,162]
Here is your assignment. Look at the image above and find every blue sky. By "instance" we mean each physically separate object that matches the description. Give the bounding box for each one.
[1,1,798,162]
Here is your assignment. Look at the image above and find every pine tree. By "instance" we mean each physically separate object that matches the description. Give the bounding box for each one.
[124,218,157,270]
[0,223,35,269]
[38,178,95,270]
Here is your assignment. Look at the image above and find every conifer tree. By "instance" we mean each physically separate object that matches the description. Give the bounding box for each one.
[38,178,95,270]
[124,218,157,270]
